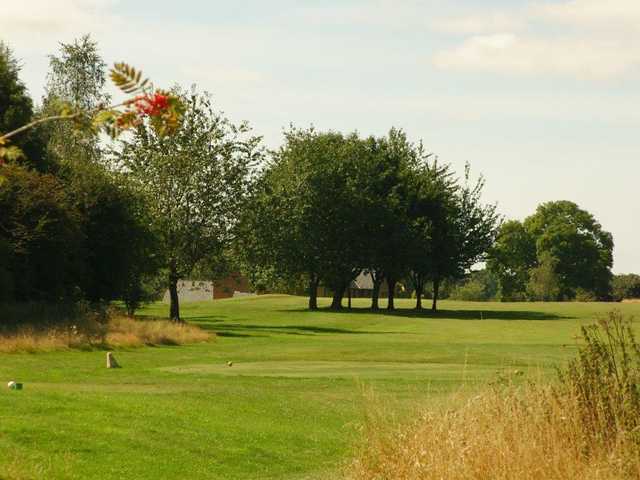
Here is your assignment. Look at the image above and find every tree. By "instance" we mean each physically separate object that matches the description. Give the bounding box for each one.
[240,128,373,311]
[406,159,456,310]
[488,220,536,301]
[42,35,109,166]
[0,164,83,302]
[524,200,613,300]
[423,165,500,311]
[0,42,47,169]
[361,129,416,311]
[611,274,640,302]
[117,89,260,321]
[64,163,161,304]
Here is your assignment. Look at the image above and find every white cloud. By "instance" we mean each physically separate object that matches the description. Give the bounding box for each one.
[434,33,639,78]
[433,0,640,79]
[432,12,525,35]
[534,0,640,29]
[0,0,116,40]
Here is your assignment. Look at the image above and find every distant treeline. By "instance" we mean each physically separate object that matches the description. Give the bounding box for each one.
[1,35,624,328]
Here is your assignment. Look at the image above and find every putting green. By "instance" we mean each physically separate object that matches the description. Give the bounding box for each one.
[159,360,509,381]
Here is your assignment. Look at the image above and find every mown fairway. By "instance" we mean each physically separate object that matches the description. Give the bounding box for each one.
[1,295,639,479]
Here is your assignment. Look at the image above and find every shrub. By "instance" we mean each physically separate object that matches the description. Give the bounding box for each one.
[557,310,640,447]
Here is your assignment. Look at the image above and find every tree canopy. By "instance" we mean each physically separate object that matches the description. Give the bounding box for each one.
[489,200,613,301]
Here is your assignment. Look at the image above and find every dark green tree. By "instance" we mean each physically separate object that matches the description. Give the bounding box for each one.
[0,164,83,303]
[361,129,416,311]
[406,159,457,310]
[524,200,613,300]
[423,165,500,311]
[240,128,373,310]
[0,42,47,170]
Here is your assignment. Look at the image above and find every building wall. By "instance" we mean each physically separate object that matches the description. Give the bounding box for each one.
[162,280,213,303]
[213,272,253,299]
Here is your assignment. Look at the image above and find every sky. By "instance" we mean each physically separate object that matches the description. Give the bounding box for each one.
[2,0,639,273]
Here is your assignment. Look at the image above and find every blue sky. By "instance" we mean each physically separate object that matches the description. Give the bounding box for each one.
[3,0,639,272]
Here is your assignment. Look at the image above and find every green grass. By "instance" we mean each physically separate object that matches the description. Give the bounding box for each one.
[1,295,639,479]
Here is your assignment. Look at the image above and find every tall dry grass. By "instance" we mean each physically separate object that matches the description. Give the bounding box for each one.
[347,311,640,480]
[348,386,640,480]
[0,315,212,353]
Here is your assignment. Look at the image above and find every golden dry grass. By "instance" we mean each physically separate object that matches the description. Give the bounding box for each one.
[346,386,640,480]
[0,316,212,353]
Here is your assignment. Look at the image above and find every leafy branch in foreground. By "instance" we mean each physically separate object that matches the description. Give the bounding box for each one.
[0,62,184,164]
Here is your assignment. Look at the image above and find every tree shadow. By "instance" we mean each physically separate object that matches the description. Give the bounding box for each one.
[283,307,573,321]
[203,323,402,336]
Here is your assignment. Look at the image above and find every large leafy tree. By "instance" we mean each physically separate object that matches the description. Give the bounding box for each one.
[524,200,613,300]
[416,165,500,311]
[406,159,457,310]
[117,89,261,321]
[361,129,416,311]
[240,128,371,310]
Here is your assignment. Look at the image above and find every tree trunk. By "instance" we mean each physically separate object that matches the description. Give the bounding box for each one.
[415,285,423,310]
[330,282,347,310]
[371,279,381,310]
[387,277,397,311]
[308,275,319,310]
[431,277,440,312]
[169,272,181,322]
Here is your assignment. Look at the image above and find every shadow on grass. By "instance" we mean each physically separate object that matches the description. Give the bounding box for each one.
[198,322,403,337]
[280,307,572,321]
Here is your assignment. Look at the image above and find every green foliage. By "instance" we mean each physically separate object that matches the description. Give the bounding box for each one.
[241,127,499,311]
[109,62,149,94]
[449,269,499,301]
[0,164,83,303]
[488,220,536,301]
[526,200,613,300]
[490,201,613,301]
[62,162,162,304]
[0,42,48,169]
[612,274,640,302]
[42,34,108,166]
[527,251,562,301]
[239,127,372,309]
[117,88,261,320]
[558,310,640,447]
[408,162,500,310]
